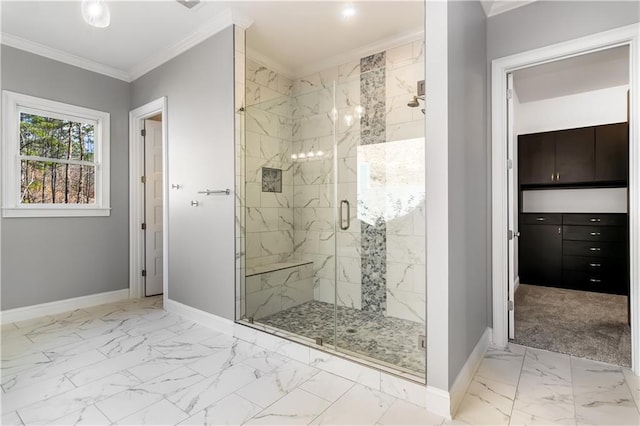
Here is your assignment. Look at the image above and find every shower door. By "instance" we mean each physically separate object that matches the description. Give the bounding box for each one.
[332,63,426,376]
[241,46,425,378]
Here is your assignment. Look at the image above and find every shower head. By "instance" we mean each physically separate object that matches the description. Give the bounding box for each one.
[407,96,420,108]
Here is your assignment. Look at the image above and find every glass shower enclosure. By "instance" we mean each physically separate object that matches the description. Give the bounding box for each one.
[236,42,426,379]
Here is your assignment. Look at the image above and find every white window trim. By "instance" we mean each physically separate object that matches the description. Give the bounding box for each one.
[2,90,111,218]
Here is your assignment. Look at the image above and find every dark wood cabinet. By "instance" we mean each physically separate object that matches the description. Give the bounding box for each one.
[519,213,629,295]
[519,218,562,287]
[562,213,628,295]
[555,127,595,183]
[518,123,627,187]
[518,133,556,185]
[596,123,629,183]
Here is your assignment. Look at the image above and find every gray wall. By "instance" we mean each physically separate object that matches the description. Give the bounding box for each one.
[1,46,130,310]
[447,0,489,387]
[130,27,236,319]
[488,1,640,61]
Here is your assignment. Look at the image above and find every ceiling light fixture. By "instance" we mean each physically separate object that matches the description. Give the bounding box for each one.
[81,0,110,28]
[177,0,201,9]
[341,4,356,19]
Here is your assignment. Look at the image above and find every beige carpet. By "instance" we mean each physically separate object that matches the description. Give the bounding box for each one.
[512,284,631,367]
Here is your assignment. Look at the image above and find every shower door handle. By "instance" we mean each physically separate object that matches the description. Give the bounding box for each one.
[340,200,350,230]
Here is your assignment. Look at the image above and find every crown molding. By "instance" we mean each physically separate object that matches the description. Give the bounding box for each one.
[129,7,254,81]
[1,6,255,84]
[247,27,424,80]
[229,7,255,31]
[0,33,131,82]
[482,0,538,18]
[292,27,424,78]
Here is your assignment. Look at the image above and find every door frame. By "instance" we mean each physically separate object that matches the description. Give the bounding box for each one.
[129,97,168,302]
[490,24,640,374]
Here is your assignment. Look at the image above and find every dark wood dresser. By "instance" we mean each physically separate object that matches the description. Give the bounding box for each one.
[519,213,629,295]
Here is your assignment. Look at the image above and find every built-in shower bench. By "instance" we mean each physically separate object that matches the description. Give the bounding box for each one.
[245,260,314,321]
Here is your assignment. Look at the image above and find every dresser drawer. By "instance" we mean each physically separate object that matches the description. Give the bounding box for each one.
[563,255,625,273]
[562,270,628,295]
[520,213,562,225]
[563,213,627,226]
[562,240,626,258]
[562,225,626,242]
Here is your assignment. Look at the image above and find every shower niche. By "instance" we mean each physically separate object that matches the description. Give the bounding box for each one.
[235,24,426,380]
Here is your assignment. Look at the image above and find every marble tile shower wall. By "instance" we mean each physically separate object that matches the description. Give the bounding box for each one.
[244,39,424,322]
[290,59,360,309]
[291,39,426,322]
[384,40,426,323]
[245,59,296,269]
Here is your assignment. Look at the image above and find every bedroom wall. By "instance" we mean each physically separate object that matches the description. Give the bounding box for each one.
[130,27,236,319]
[0,45,131,310]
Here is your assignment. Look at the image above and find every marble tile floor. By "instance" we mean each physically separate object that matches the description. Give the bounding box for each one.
[257,300,425,375]
[0,296,637,425]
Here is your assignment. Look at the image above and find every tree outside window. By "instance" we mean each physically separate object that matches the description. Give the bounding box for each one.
[2,91,110,217]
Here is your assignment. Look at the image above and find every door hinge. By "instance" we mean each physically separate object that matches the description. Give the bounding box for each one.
[141,176,146,184]
[141,223,146,230]
[507,88,513,100]
[507,159,513,169]
[141,129,146,137]
[508,300,514,311]
[141,269,147,277]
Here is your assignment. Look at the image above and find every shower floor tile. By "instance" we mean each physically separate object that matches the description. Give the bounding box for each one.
[257,301,426,375]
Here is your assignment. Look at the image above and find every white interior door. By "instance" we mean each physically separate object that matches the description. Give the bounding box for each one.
[507,73,516,339]
[144,119,163,296]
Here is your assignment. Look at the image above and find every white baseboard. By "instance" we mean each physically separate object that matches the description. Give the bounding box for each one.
[426,385,452,419]
[164,298,234,335]
[449,327,492,417]
[0,289,129,324]
[515,276,521,292]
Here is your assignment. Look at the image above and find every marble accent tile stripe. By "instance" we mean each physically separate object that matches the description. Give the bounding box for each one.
[361,219,387,312]
[360,51,388,313]
[360,69,387,146]
[361,52,386,73]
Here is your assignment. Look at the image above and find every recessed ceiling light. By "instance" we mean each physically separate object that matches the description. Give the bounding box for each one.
[177,0,201,9]
[81,0,110,28]
[341,5,356,19]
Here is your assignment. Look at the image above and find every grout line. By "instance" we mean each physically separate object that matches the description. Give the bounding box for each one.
[93,403,112,424]
[507,345,528,423]
[569,355,579,426]
[306,389,342,425]
[15,410,26,426]
[621,368,640,414]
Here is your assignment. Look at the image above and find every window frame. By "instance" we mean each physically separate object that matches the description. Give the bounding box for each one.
[2,91,110,217]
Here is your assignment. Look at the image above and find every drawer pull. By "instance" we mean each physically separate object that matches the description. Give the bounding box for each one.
[589,232,601,236]
[536,217,546,221]
[589,278,602,283]
[589,263,601,268]
[589,247,601,251]
[589,218,601,222]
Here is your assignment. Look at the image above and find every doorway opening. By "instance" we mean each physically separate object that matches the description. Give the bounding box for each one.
[509,46,631,366]
[491,25,639,373]
[129,97,168,301]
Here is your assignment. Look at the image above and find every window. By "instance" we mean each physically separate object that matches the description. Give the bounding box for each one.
[2,91,110,217]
